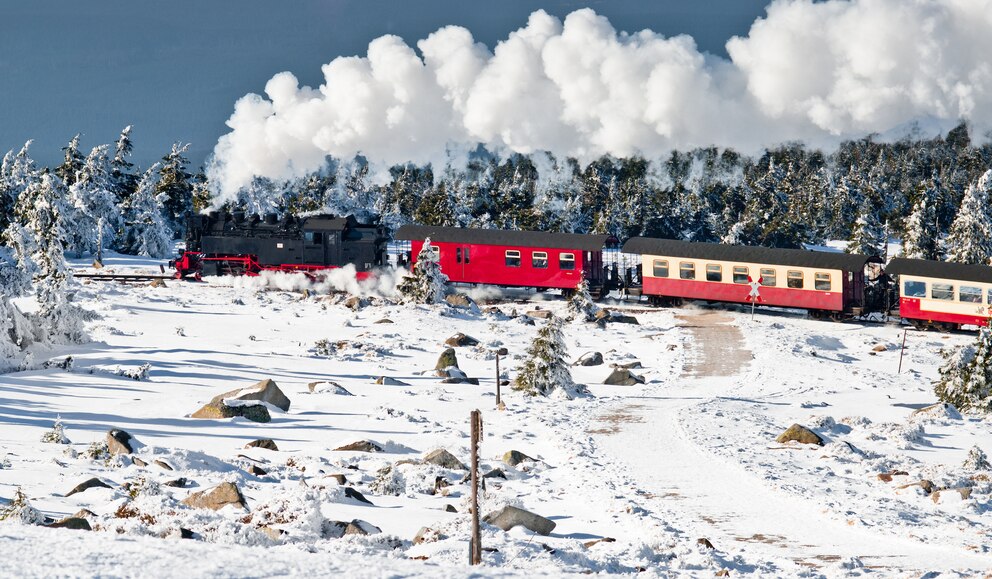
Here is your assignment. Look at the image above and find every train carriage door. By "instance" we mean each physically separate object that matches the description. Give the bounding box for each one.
[455,245,471,278]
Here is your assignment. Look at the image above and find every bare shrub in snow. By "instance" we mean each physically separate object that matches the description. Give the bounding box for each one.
[0,488,44,525]
[963,446,991,471]
[513,314,588,399]
[40,416,70,444]
[935,325,992,414]
[397,238,448,304]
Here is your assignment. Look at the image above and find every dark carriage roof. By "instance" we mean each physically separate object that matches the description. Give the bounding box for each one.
[885,257,992,284]
[394,225,610,251]
[302,215,353,231]
[622,237,871,271]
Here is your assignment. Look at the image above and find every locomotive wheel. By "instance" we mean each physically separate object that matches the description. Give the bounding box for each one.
[910,319,929,331]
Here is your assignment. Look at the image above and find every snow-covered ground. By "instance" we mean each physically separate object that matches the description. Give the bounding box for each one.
[1,259,990,578]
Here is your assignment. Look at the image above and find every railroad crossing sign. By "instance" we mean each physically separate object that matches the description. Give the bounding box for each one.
[745,276,763,303]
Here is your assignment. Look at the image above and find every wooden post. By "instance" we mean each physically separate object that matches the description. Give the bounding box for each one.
[898,328,908,374]
[469,410,482,565]
[495,352,501,408]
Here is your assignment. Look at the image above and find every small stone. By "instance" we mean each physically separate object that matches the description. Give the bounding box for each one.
[615,360,643,369]
[328,474,347,485]
[574,352,604,366]
[375,376,410,386]
[132,457,148,467]
[373,318,395,324]
[72,509,97,519]
[414,527,445,545]
[444,294,475,309]
[444,504,457,513]
[583,537,616,548]
[245,439,279,451]
[48,517,91,530]
[435,348,459,372]
[308,381,353,395]
[423,449,468,471]
[503,450,536,467]
[775,424,824,446]
[247,465,268,476]
[323,519,380,538]
[259,526,285,541]
[164,478,188,488]
[603,368,645,386]
[444,333,479,347]
[344,296,367,310]
[148,279,166,288]
[609,314,639,325]
[483,468,507,479]
[66,477,112,497]
[182,482,246,511]
[179,528,195,539]
[483,505,556,536]
[697,538,715,549]
[343,487,373,505]
[896,480,935,495]
[106,429,135,455]
[154,459,173,470]
[334,440,383,453]
[527,309,552,319]
[872,344,887,352]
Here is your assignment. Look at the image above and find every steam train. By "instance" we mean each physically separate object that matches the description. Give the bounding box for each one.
[172,211,992,331]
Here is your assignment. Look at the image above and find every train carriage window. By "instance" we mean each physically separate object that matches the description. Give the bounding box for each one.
[814,273,832,291]
[304,231,323,245]
[532,251,548,268]
[464,248,470,264]
[904,280,926,297]
[706,264,722,282]
[652,259,669,278]
[931,283,954,301]
[505,250,521,267]
[733,266,749,284]
[960,285,982,303]
[559,253,575,270]
[787,270,804,289]
[760,268,777,286]
[456,248,462,263]
[680,262,696,280]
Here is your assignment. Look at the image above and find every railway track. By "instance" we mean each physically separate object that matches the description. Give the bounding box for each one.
[73,271,175,282]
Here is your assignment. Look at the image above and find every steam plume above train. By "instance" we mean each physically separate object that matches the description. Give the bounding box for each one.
[207,0,992,202]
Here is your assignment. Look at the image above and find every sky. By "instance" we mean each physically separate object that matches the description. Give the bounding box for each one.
[0,0,770,170]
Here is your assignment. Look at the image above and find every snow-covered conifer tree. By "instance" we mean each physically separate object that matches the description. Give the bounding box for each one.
[847,199,887,257]
[945,170,992,265]
[566,279,601,322]
[902,185,940,260]
[120,164,172,258]
[513,314,588,399]
[55,134,85,187]
[156,142,193,236]
[110,126,138,203]
[935,322,992,414]
[0,247,34,371]
[397,238,448,304]
[66,145,123,257]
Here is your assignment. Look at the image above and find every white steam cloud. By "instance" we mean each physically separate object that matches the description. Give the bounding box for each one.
[208,0,992,201]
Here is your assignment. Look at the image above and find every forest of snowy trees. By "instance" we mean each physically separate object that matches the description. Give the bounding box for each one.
[2,122,992,370]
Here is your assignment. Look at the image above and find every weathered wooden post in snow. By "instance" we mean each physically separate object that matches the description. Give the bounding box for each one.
[469,409,483,565]
[898,328,908,374]
[494,347,508,409]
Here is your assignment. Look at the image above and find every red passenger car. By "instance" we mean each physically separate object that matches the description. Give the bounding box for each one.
[394,225,611,292]
[623,237,873,318]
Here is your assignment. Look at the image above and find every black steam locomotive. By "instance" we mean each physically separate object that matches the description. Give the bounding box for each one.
[172,211,387,279]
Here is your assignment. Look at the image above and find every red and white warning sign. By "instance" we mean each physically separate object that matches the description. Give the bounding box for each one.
[746,276,763,303]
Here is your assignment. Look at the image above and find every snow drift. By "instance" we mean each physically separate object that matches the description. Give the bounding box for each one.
[208,0,992,201]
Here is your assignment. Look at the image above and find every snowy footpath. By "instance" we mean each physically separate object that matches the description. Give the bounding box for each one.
[0,264,990,577]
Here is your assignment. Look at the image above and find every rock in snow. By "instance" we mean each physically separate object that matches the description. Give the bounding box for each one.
[245,439,279,451]
[191,401,271,423]
[214,378,292,412]
[106,429,136,455]
[574,351,604,366]
[334,440,384,453]
[503,450,536,467]
[603,368,645,386]
[483,505,556,535]
[423,449,468,471]
[775,424,824,446]
[65,478,112,497]
[182,482,246,511]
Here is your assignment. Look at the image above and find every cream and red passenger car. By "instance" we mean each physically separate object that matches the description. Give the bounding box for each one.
[886,257,992,330]
[622,238,873,318]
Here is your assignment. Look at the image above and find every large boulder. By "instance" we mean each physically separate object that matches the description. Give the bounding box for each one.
[775,424,824,446]
[603,369,645,386]
[503,450,536,467]
[574,352,604,367]
[191,401,271,423]
[435,348,459,373]
[308,381,353,395]
[444,333,479,347]
[182,482,246,511]
[483,506,556,536]
[423,449,468,471]
[213,379,291,412]
[106,429,135,455]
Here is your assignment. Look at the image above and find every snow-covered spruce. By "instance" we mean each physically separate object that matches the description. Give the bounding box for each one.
[119,163,173,258]
[513,314,588,399]
[945,170,992,265]
[65,144,123,258]
[935,323,992,414]
[566,279,601,322]
[396,237,448,304]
